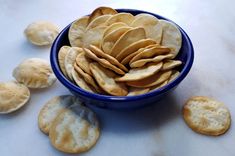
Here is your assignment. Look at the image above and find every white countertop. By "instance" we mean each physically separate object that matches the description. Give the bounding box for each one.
[0,0,235,155]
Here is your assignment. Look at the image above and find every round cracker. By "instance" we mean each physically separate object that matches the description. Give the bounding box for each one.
[102,26,131,54]
[13,58,56,88]
[86,14,112,30]
[89,45,128,72]
[126,70,172,88]
[88,6,118,24]
[24,21,59,46]
[120,47,147,65]
[105,13,135,26]
[90,62,128,96]
[116,38,156,62]
[38,95,81,134]
[183,96,231,136]
[64,47,83,80]
[115,62,163,82]
[76,52,93,75]
[110,27,146,57]
[58,46,71,77]
[131,13,163,44]
[49,105,100,154]
[127,87,150,96]
[162,60,182,71]
[130,53,174,68]
[68,16,89,47]
[150,80,168,91]
[168,70,180,83]
[74,63,101,93]
[71,68,95,93]
[160,20,182,58]
[103,22,128,38]
[83,48,125,75]
[0,81,30,114]
[129,45,171,64]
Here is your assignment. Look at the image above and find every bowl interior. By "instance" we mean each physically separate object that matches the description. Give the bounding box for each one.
[50,9,194,109]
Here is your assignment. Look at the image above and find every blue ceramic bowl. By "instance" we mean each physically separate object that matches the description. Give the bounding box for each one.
[50,9,194,110]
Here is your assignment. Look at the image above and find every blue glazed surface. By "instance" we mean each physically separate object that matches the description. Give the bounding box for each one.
[50,9,194,110]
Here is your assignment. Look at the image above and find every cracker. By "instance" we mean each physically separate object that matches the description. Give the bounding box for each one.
[71,68,95,93]
[24,21,59,46]
[130,53,174,68]
[183,96,231,136]
[38,95,81,134]
[49,105,100,154]
[110,27,146,57]
[90,63,128,96]
[58,46,71,77]
[68,16,89,47]
[129,45,171,64]
[83,48,125,75]
[131,13,162,44]
[0,81,30,114]
[126,70,172,88]
[150,80,168,91]
[74,63,101,93]
[168,70,180,83]
[127,87,150,96]
[162,60,182,71]
[115,62,163,82]
[102,26,131,54]
[75,52,93,75]
[116,38,156,62]
[65,47,83,80]
[105,13,135,26]
[89,45,128,72]
[88,6,117,24]
[86,14,112,30]
[103,22,128,38]
[160,20,182,58]
[13,58,56,88]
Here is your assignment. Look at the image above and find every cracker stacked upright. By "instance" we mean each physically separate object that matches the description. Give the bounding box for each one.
[58,6,183,96]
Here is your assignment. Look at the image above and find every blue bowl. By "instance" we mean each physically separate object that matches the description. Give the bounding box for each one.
[50,9,194,110]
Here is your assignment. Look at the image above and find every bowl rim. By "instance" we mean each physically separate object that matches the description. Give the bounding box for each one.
[50,8,194,102]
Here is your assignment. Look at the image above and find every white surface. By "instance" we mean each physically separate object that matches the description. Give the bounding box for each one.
[0,0,235,155]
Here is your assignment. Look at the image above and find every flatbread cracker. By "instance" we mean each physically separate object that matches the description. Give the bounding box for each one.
[13,58,56,88]
[76,52,93,75]
[86,14,112,30]
[105,13,135,26]
[0,81,30,114]
[183,96,231,136]
[162,60,182,71]
[49,105,100,153]
[58,46,71,77]
[103,22,128,38]
[127,87,150,96]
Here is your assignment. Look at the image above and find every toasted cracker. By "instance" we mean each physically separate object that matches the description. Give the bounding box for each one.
[71,68,95,93]
[131,13,162,44]
[38,95,81,134]
[88,6,117,24]
[90,63,128,96]
[110,27,146,57]
[24,21,59,46]
[130,53,174,68]
[103,22,128,38]
[102,26,131,54]
[83,48,125,75]
[160,20,182,58]
[68,16,89,47]
[49,105,100,154]
[65,47,83,80]
[162,60,182,71]
[75,52,93,75]
[105,13,135,26]
[127,87,150,96]
[58,46,71,77]
[183,96,231,136]
[86,14,112,30]
[0,81,30,114]
[89,45,128,72]
[13,58,56,88]
[168,70,180,83]
[116,38,156,62]
[115,62,163,82]
[129,45,171,64]
[74,63,101,93]
[150,80,168,91]
[126,70,172,88]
